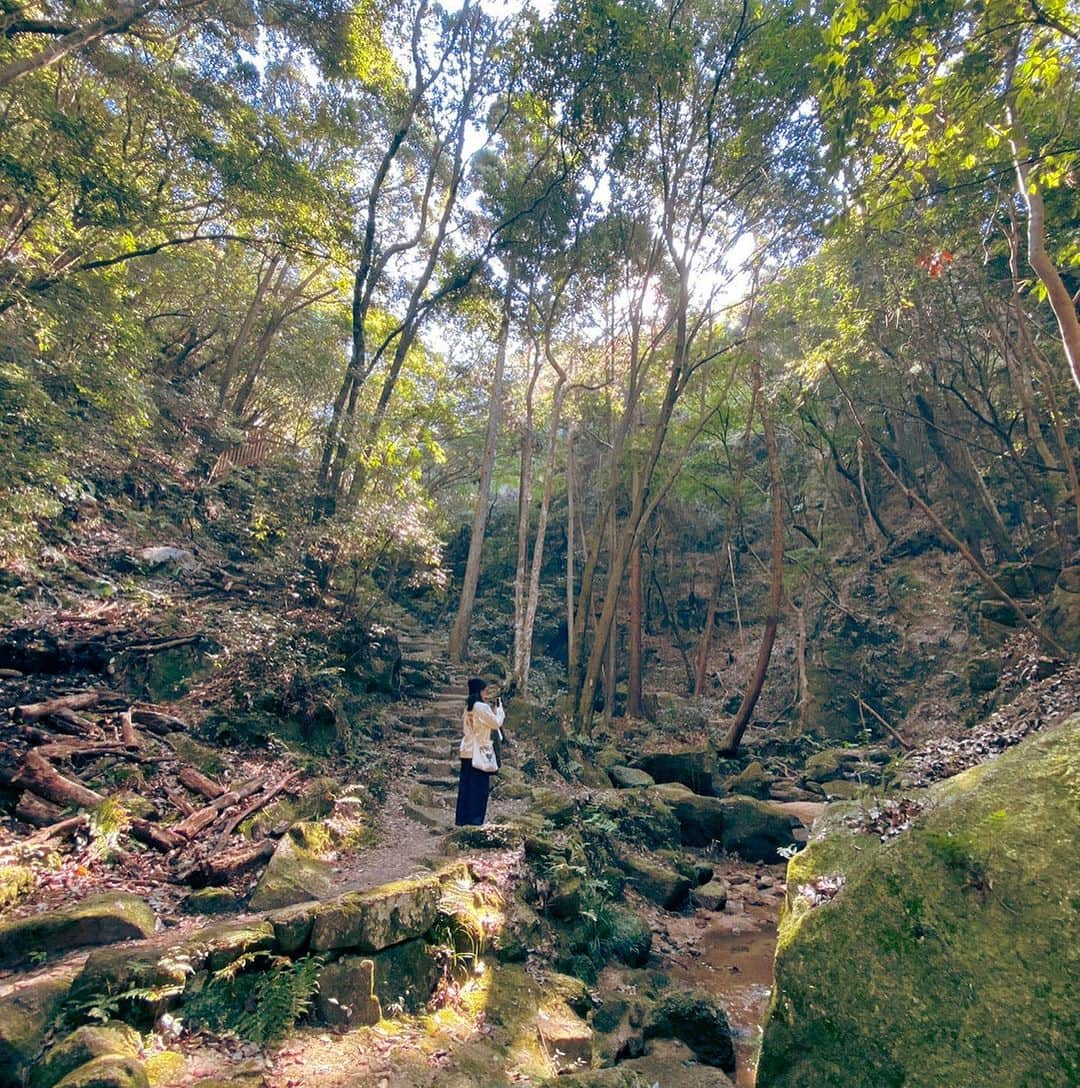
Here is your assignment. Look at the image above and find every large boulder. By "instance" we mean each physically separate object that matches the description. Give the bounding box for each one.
[52,1057,147,1088]
[316,956,381,1027]
[310,872,441,953]
[0,971,77,1088]
[586,789,682,851]
[631,748,716,794]
[654,786,796,861]
[248,823,333,911]
[0,894,155,968]
[30,1023,141,1088]
[616,851,691,909]
[758,713,1080,1088]
[369,940,439,1014]
[645,990,736,1071]
[607,765,655,789]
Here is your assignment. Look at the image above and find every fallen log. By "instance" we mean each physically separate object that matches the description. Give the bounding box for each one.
[16,791,65,827]
[131,708,189,735]
[17,692,99,722]
[23,814,89,846]
[177,766,223,799]
[13,750,104,809]
[33,741,139,763]
[126,635,200,654]
[47,707,100,737]
[178,838,275,888]
[164,784,195,816]
[172,777,266,840]
[130,819,185,853]
[216,770,301,847]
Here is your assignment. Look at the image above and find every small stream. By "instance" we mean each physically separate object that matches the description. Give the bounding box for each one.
[656,867,786,1087]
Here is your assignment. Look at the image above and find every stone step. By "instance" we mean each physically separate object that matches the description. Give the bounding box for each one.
[400,740,455,757]
[411,760,460,777]
[416,774,458,791]
[404,802,453,830]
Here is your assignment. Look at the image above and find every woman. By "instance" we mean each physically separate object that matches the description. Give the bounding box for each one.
[455,677,505,827]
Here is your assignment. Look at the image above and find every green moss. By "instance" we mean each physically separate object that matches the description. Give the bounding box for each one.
[760,714,1080,1088]
[0,864,34,911]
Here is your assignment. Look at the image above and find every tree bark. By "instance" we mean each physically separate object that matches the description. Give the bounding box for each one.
[449,283,512,663]
[720,358,784,757]
[14,750,104,809]
[627,469,644,718]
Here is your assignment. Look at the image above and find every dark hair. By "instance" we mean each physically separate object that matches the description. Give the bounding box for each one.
[466,677,487,711]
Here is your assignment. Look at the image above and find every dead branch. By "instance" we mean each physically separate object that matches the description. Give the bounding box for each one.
[47,707,101,737]
[119,710,139,748]
[855,695,914,751]
[125,635,200,654]
[13,750,105,808]
[17,692,99,721]
[22,814,89,846]
[178,838,275,887]
[131,708,189,735]
[215,770,301,847]
[130,819,185,853]
[176,766,223,799]
[172,776,266,840]
[15,791,65,827]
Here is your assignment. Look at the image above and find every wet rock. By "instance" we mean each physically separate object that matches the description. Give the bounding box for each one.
[0,893,156,968]
[759,713,1080,1088]
[632,748,716,794]
[52,1056,147,1088]
[310,872,441,953]
[30,1023,141,1088]
[0,971,77,1088]
[248,823,334,911]
[369,940,438,1014]
[607,765,656,789]
[315,957,381,1028]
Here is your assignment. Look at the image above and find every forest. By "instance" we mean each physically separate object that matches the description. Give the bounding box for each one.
[0,0,1077,1085]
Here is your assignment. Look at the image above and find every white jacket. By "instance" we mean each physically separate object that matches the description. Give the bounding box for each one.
[459,700,505,760]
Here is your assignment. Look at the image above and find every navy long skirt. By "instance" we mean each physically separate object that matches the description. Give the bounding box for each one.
[455,759,491,826]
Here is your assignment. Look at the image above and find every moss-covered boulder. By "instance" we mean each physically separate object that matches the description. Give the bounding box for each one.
[758,713,1080,1088]
[531,789,577,827]
[607,766,655,789]
[722,760,772,798]
[442,823,525,851]
[53,1056,148,1088]
[616,851,691,909]
[30,1023,141,1088]
[310,872,441,953]
[0,971,76,1088]
[645,990,736,1071]
[248,824,333,911]
[189,919,276,972]
[0,894,155,968]
[315,956,381,1027]
[180,888,239,916]
[369,940,438,1014]
[654,787,796,861]
[586,789,681,851]
[631,748,716,794]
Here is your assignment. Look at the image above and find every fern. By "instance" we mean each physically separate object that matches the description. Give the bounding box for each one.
[185,953,322,1045]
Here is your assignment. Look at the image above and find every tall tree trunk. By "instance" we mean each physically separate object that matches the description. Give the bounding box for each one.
[512,348,541,690]
[517,381,566,695]
[720,357,784,757]
[627,468,644,718]
[566,425,578,684]
[449,289,512,663]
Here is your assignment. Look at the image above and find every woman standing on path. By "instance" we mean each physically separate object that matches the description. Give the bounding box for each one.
[455,677,505,827]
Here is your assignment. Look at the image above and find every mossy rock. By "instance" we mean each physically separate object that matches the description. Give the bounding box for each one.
[442,823,525,852]
[631,748,716,794]
[0,893,156,968]
[758,713,1080,1088]
[0,971,77,1088]
[52,1056,148,1088]
[248,824,334,911]
[586,789,681,851]
[315,956,380,1028]
[645,989,736,1071]
[188,919,276,972]
[531,789,577,827]
[161,733,223,776]
[141,1052,183,1087]
[722,760,772,799]
[266,901,318,955]
[492,898,544,964]
[0,865,34,911]
[310,872,441,953]
[181,888,239,916]
[369,940,438,1014]
[67,938,192,1025]
[1043,570,1080,654]
[243,776,338,839]
[31,1023,141,1088]
[607,766,656,789]
[654,787,796,861]
[605,907,652,967]
[549,1039,734,1086]
[801,748,859,783]
[617,851,691,909]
